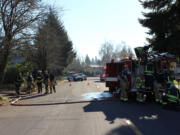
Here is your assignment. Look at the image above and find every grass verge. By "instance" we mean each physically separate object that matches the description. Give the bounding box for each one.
[0,95,10,105]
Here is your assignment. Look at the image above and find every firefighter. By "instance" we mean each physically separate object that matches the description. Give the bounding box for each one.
[152,56,168,103]
[162,62,180,105]
[162,78,180,105]
[135,46,149,61]
[49,72,56,93]
[44,70,49,94]
[163,86,180,105]
[26,72,34,94]
[144,61,155,91]
[119,64,130,102]
[136,76,146,102]
[154,71,166,103]
[134,47,143,60]
[15,72,24,95]
[36,70,43,94]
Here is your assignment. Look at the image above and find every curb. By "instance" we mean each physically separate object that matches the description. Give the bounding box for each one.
[11,98,119,106]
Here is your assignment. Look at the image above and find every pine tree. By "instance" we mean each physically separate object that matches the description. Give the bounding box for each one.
[85,55,91,65]
[91,58,95,64]
[95,56,98,64]
[139,0,180,56]
[34,8,75,73]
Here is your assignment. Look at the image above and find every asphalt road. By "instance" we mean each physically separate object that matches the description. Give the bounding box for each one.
[0,77,180,135]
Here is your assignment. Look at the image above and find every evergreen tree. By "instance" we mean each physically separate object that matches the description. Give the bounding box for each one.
[34,8,75,73]
[91,58,95,64]
[139,0,180,56]
[85,55,91,65]
[66,57,84,73]
[95,56,98,64]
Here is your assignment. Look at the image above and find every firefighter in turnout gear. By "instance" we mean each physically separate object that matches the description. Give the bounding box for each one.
[49,72,56,93]
[134,47,143,59]
[118,64,131,102]
[44,70,49,94]
[144,61,155,91]
[162,64,180,105]
[163,85,180,105]
[15,72,24,95]
[154,71,166,103]
[136,76,146,102]
[26,72,34,94]
[154,57,169,103]
[36,70,43,94]
[134,46,149,61]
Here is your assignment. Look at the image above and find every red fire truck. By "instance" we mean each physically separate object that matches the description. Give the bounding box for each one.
[106,57,136,93]
[105,47,180,105]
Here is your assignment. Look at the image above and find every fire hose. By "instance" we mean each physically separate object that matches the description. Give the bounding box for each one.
[11,98,119,106]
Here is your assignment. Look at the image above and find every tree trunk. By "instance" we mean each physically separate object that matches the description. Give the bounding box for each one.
[0,41,10,84]
[0,54,8,84]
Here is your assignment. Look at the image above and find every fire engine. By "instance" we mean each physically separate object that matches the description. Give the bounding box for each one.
[105,46,180,105]
[106,57,135,93]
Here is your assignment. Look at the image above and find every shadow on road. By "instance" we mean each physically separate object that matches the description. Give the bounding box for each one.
[83,101,180,135]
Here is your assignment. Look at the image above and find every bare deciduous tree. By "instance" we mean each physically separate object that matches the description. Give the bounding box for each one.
[99,41,134,65]
[0,0,44,83]
[99,42,114,65]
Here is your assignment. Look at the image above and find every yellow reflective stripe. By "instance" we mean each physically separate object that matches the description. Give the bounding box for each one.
[166,94,178,99]
[173,80,178,85]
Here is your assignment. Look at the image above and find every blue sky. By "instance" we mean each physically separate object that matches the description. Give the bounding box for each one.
[44,0,148,58]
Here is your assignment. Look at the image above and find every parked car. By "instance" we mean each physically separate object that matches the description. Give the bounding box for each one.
[78,73,87,80]
[67,74,76,81]
[74,73,84,81]
[67,72,87,81]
